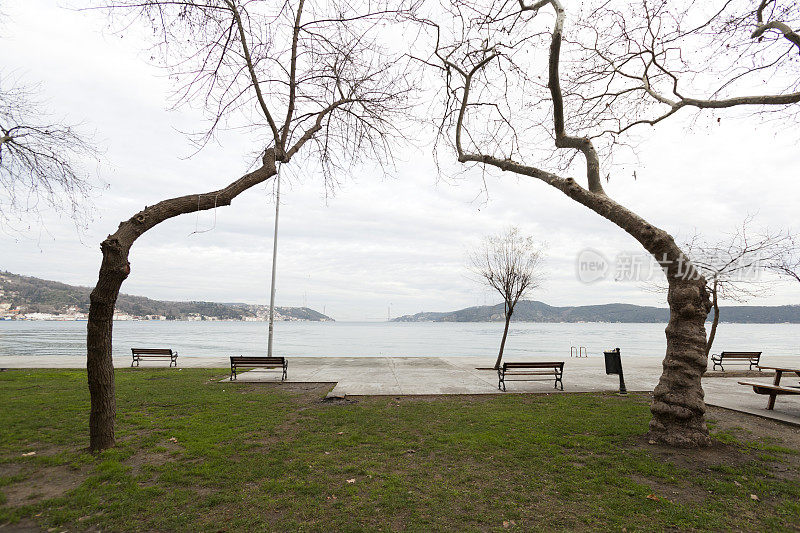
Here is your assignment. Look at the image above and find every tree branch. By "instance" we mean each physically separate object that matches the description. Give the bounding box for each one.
[226,0,281,149]
[543,0,604,194]
[281,0,306,153]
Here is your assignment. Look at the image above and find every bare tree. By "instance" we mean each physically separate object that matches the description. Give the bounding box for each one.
[0,74,97,225]
[469,227,544,369]
[769,235,800,283]
[679,219,794,358]
[424,0,800,446]
[85,0,417,452]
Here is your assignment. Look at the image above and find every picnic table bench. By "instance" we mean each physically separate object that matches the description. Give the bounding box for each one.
[230,356,287,381]
[710,351,761,371]
[131,348,178,367]
[498,361,564,392]
[739,366,800,410]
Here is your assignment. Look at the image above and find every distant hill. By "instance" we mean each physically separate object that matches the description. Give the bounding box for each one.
[0,271,334,321]
[392,300,800,324]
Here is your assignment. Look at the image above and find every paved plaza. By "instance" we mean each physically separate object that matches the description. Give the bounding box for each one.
[2,353,799,426]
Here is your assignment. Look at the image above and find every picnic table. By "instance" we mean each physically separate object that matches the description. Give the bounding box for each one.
[739,366,800,410]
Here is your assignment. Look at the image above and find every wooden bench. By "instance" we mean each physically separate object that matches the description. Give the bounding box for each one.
[739,381,800,410]
[230,356,287,381]
[498,362,564,392]
[710,351,761,371]
[131,348,178,367]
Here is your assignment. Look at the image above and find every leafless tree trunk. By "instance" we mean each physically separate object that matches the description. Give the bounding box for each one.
[497,302,513,370]
[425,0,800,446]
[706,279,720,359]
[86,0,416,451]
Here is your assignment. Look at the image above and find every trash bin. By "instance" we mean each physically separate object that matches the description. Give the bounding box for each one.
[604,347,622,375]
[603,347,627,394]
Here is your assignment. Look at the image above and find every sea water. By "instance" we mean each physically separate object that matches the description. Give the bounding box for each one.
[1,320,799,360]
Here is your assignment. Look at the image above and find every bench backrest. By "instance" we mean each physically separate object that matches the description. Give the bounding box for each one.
[503,362,564,370]
[231,356,286,365]
[719,352,761,359]
[132,348,174,355]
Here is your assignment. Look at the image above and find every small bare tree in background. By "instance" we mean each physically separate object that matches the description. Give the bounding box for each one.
[680,219,795,358]
[0,74,97,225]
[470,227,544,369]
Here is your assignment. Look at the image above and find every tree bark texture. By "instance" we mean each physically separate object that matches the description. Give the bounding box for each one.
[494,305,513,369]
[555,179,713,447]
[705,280,720,358]
[86,152,277,452]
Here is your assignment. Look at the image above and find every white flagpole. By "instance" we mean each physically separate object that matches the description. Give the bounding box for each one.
[267,164,281,357]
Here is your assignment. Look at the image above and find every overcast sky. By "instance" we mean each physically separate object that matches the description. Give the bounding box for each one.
[2,1,799,321]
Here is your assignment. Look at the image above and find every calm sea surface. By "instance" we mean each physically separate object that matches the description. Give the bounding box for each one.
[1,321,799,360]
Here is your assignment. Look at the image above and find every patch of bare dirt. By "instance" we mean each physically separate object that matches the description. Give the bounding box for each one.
[0,518,44,532]
[0,464,24,479]
[125,449,173,478]
[628,472,712,505]
[228,381,335,399]
[637,437,753,471]
[630,404,800,473]
[706,405,800,450]
[626,405,800,507]
[1,466,83,507]
[319,396,357,405]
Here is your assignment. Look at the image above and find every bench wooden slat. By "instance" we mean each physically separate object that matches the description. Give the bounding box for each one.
[230,356,287,381]
[131,348,178,367]
[503,371,559,375]
[739,381,800,395]
[498,361,564,391]
[711,351,761,371]
[503,362,564,369]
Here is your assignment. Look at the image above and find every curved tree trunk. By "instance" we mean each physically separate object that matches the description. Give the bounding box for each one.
[494,304,513,369]
[543,177,712,446]
[704,280,720,358]
[650,275,712,446]
[87,239,131,452]
[86,152,277,452]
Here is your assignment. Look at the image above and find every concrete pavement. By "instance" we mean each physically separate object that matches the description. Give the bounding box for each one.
[2,353,799,425]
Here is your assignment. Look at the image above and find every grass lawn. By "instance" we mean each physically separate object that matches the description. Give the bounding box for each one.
[1,368,799,532]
